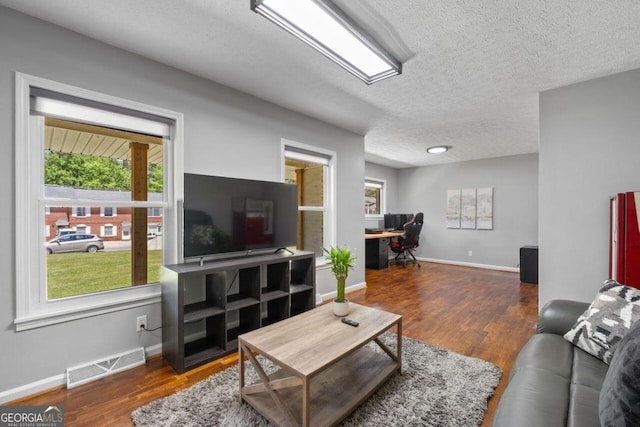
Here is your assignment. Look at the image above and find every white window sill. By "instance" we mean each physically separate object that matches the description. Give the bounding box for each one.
[14,283,161,331]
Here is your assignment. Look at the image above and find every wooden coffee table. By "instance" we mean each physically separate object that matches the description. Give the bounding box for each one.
[238,303,402,427]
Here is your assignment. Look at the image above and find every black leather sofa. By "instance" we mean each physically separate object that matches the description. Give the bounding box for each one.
[492,299,607,427]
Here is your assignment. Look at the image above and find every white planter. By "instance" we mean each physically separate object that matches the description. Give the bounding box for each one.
[333,299,349,317]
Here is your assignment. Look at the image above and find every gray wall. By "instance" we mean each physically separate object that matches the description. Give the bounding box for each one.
[0,8,364,395]
[397,154,539,268]
[539,68,640,308]
[364,162,399,229]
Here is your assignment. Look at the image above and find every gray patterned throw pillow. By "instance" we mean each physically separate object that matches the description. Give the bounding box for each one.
[564,279,640,364]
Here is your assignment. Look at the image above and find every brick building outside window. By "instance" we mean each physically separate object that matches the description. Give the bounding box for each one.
[45,185,162,241]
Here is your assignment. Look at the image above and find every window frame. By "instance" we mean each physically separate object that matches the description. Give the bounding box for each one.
[72,206,91,217]
[364,177,386,218]
[74,224,90,234]
[148,207,162,217]
[101,207,117,217]
[14,73,184,331]
[101,224,116,237]
[282,139,336,263]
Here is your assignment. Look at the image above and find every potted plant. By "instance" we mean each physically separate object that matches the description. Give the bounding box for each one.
[323,246,356,316]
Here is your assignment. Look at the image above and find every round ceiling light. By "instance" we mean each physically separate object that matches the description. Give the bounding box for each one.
[426,146,450,154]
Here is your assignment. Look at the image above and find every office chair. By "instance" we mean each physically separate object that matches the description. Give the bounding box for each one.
[389,212,423,268]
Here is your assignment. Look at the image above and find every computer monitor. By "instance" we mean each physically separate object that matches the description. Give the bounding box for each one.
[383,214,397,230]
[384,213,409,231]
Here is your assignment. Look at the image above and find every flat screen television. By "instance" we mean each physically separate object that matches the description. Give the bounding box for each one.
[183,174,298,259]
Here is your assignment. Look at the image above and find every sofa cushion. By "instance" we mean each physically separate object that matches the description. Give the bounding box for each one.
[510,334,573,380]
[568,346,608,427]
[571,347,609,391]
[494,332,606,427]
[568,383,602,427]
[564,280,640,364]
[599,320,640,426]
[493,368,571,427]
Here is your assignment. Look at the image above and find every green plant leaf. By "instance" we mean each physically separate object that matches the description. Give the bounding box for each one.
[323,246,356,302]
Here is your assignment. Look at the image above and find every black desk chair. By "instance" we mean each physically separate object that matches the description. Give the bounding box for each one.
[389,212,423,268]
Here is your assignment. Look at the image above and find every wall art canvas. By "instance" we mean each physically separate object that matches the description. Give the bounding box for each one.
[476,187,494,230]
[461,188,477,229]
[446,189,461,228]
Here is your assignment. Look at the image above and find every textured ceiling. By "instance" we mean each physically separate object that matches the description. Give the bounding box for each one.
[2,0,640,168]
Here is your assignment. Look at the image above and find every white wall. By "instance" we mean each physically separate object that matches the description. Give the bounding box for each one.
[0,7,364,396]
[397,154,539,269]
[364,162,399,229]
[539,68,640,308]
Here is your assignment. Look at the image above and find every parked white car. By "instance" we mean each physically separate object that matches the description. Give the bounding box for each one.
[46,233,105,254]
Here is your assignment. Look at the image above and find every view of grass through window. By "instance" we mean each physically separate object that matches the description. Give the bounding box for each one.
[47,250,162,300]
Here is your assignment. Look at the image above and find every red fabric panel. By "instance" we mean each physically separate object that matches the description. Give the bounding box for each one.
[624,192,640,289]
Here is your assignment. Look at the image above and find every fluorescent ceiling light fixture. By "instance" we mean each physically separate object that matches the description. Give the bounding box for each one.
[251,0,402,84]
[426,146,450,154]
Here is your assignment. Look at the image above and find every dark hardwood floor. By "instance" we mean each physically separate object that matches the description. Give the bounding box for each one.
[10,262,538,426]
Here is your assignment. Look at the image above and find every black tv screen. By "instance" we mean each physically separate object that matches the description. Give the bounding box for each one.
[183,174,298,259]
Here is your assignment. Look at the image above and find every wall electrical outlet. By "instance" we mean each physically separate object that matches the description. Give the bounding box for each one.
[136,315,147,332]
[468,250,473,257]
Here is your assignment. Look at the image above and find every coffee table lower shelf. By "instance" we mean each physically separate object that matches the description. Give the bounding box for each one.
[241,346,399,427]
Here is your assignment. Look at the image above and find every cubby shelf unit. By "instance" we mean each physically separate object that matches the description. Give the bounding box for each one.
[161,250,316,373]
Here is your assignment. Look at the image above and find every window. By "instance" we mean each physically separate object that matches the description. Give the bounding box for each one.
[148,222,162,234]
[73,206,91,217]
[365,177,386,217]
[148,207,162,217]
[101,207,117,217]
[283,141,335,258]
[102,224,116,237]
[122,223,131,240]
[75,224,89,234]
[14,73,183,331]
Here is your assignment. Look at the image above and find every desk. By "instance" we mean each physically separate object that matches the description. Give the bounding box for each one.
[365,231,404,269]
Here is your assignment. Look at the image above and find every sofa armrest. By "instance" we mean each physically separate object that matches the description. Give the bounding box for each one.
[537,300,589,335]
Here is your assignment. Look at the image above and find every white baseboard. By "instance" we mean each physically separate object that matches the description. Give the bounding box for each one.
[417,257,519,273]
[0,373,66,405]
[145,342,163,358]
[319,281,367,303]
[0,343,163,405]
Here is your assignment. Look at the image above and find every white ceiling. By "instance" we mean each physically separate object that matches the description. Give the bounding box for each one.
[3,0,640,168]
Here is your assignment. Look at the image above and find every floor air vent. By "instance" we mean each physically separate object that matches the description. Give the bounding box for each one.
[66,347,145,389]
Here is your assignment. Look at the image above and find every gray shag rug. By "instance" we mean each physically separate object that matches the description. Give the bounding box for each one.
[132,334,501,426]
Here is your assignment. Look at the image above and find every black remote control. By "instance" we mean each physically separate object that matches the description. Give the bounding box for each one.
[341,318,359,327]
